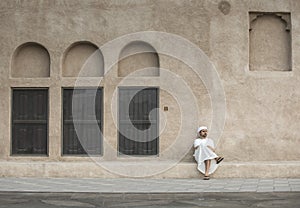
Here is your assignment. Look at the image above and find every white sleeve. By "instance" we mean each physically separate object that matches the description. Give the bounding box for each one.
[194,139,200,148]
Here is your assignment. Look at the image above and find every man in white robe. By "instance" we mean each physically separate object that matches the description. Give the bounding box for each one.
[193,126,224,180]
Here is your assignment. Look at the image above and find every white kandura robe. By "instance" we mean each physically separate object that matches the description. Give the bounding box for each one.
[193,138,219,175]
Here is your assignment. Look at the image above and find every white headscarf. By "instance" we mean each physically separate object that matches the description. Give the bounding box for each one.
[197,126,208,133]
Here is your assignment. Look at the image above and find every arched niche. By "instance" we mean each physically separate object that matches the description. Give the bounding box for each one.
[11,42,50,78]
[249,13,291,71]
[63,42,104,77]
[118,41,159,77]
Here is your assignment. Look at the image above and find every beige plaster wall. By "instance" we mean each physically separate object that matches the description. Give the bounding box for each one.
[11,42,50,77]
[0,0,299,178]
[62,42,104,77]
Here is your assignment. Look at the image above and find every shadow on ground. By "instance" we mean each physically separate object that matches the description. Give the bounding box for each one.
[0,192,300,208]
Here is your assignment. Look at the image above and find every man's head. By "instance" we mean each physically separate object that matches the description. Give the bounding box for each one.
[198,126,208,138]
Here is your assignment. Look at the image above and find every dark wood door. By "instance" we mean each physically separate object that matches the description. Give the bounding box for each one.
[12,89,48,155]
[63,88,102,155]
[119,88,158,155]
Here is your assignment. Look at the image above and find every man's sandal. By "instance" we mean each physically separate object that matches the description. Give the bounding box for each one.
[203,176,210,180]
[216,157,224,164]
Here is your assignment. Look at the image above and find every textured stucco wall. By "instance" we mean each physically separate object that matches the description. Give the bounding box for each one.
[0,0,299,178]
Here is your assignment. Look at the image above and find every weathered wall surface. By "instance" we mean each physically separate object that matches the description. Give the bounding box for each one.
[0,0,299,178]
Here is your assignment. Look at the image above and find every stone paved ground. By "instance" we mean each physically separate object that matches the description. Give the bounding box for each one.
[0,178,300,193]
[0,178,300,207]
[0,192,300,208]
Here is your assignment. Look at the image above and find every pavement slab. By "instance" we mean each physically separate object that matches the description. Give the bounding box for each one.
[0,177,299,193]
